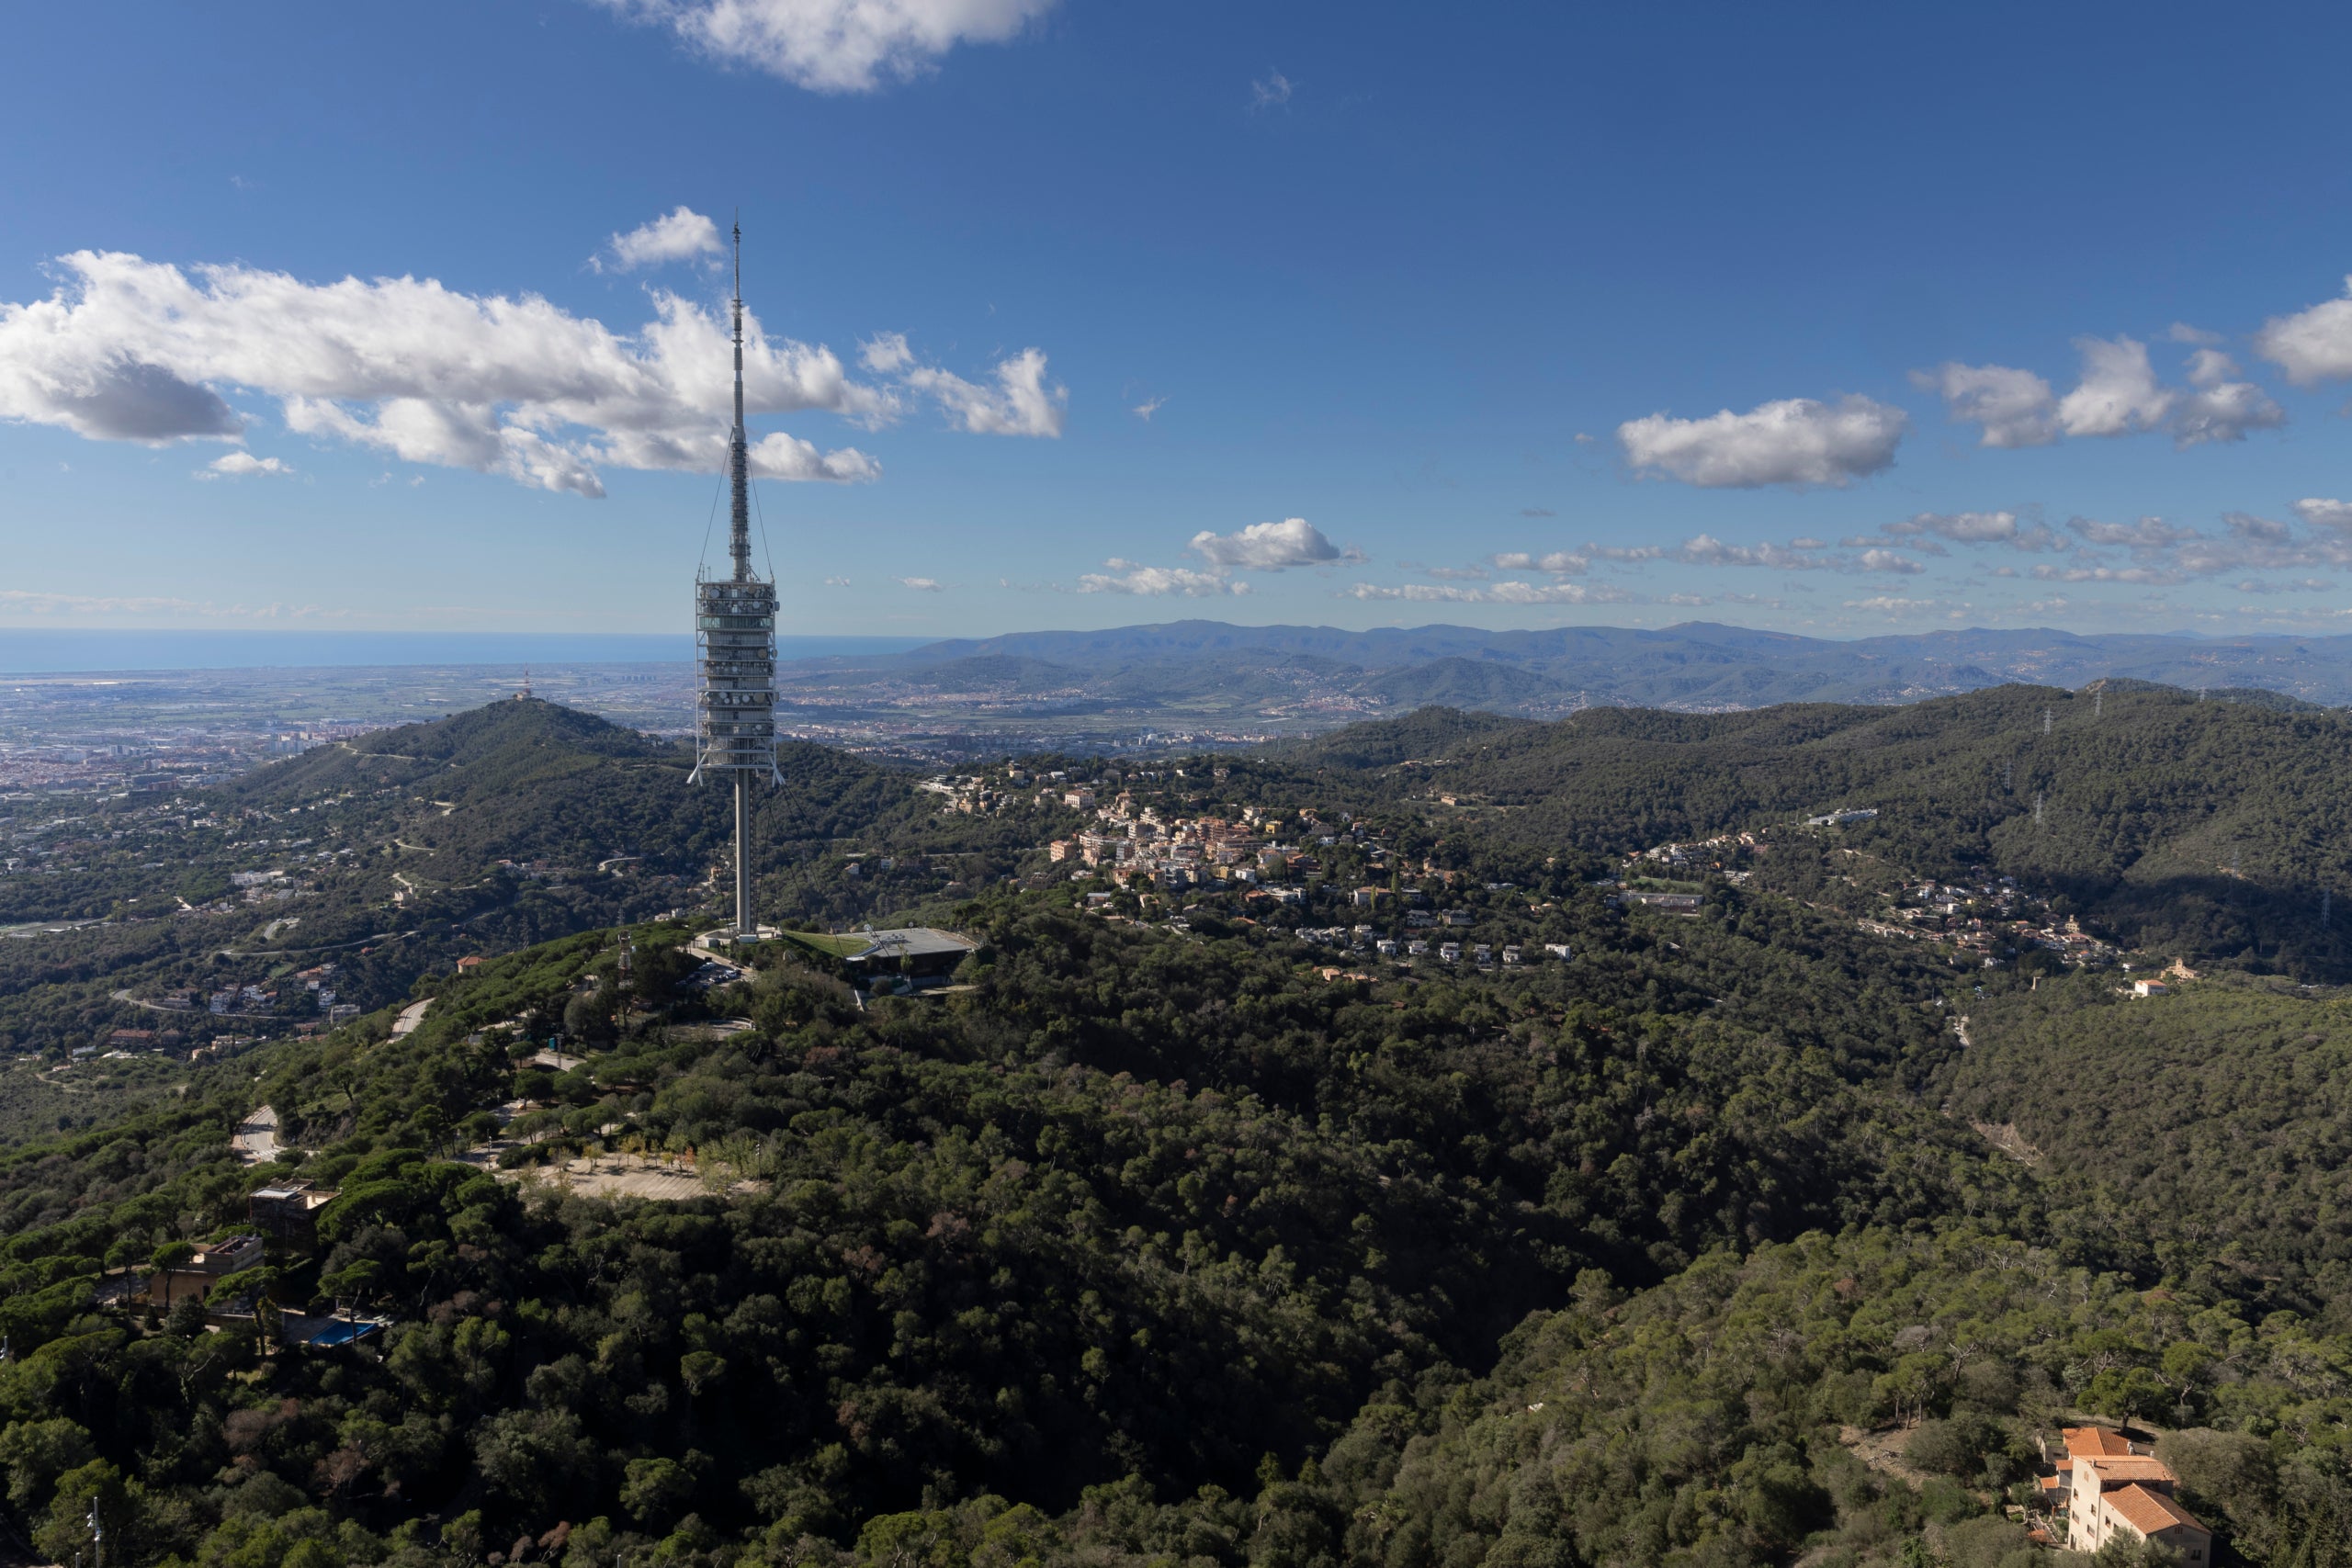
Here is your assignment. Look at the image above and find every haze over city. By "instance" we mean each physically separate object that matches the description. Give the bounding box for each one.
[6,1,2352,641]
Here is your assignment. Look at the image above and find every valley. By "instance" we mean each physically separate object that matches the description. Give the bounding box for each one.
[5,683,2352,1566]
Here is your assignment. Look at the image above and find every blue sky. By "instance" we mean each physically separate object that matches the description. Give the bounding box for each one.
[4,0,2352,640]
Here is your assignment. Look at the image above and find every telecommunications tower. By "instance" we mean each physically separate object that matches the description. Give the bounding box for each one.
[689,220,782,940]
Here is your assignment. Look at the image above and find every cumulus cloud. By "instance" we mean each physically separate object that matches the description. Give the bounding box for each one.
[2294,498,2352,532]
[2055,336,2174,438]
[1845,596,1944,615]
[594,207,724,273]
[1913,362,2056,448]
[2027,507,2352,583]
[2171,348,2286,447]
[2256,275,2352,385]
[893,344,1065,436]
[2071,514,2199,552]
[1881,510,2062,551]
[1341,581,1630,604]
[1491,550,1588,575]
[1189,517,1355,570]
[896,575,944,592]
[200,451,292,479]
[1927,337,2285,451]
[0,248,1052,495]
[1673,535,1827,570]
[2031,563,2182,585]
[1079,560,1248,597]
[1617,395,1905,489]
[596,0,1059,93]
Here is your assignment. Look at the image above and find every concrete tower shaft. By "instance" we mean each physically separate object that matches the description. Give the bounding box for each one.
[691,219,781,941]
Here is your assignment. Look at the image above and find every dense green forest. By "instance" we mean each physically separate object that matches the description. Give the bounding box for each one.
[1253,683,2352,978]
[14,688,2352,1567]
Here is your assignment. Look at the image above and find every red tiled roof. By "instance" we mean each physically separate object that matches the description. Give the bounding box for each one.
[2108,1483,2204,1536]
[2064,1427,2135,1459]
[2083,1456,2177,1484]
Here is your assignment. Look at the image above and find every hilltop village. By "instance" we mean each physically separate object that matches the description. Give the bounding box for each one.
[922,761,2150,981]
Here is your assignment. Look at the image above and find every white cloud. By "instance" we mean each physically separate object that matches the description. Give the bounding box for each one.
[1491,550,1588,575]
[2071,514,2199,552]
[1928,338,2285,450]
[1131,395,1166,421]
[1913,363,2056,448]
[2031,563,2181,585]
[1251,71,1292,110]
[2170,348,2286,447]
[896,575,944,592]
[822,575,851,587]
[2055,336,2174,438]
[2167,322,2222,345]
[1341,581,1629,604]
[1078,560,1247,597]
[1617,395,1905,489]
[2294,498,2352,532]
[0,248,1049,495]
[1844,595,1942,615]
[1190,517,1353,570]
[594,207,724,273]
[1882,510,2061,551]
[597,0,1059,93]
[1673,535,1827,570]
[897,345,1065,436]
[2255,275,2352,385]
[2232,577,2333,594]
[200,451,292,479]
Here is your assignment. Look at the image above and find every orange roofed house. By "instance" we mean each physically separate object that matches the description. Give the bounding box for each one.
[2060,1427,2211,1561]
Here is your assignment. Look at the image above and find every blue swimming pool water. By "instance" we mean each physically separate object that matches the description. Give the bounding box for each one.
[311,1320,380,1347]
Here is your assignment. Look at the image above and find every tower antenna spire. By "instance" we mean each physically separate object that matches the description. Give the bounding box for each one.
[691,213,782,943]
[728,212,750,583]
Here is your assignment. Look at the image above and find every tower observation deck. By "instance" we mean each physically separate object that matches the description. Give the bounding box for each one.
[690,221,782,940]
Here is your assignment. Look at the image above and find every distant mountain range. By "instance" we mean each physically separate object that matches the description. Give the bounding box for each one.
[771,620,2352,734]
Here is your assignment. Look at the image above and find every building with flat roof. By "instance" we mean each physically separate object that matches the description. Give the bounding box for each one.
[250,1180,339,1249]
[843,927,980,982]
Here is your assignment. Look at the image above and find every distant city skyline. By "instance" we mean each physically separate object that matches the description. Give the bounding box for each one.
[5,1,2352,639]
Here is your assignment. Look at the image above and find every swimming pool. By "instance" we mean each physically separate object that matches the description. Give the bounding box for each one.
[309,1320,381,1347]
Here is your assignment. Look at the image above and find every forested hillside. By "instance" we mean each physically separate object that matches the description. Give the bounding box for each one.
[0,701,1069,1063]
[13,690,2352,1567]
[1264,682,2352,978]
